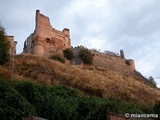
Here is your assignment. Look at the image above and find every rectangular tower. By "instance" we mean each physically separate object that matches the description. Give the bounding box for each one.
[23,10,71,56]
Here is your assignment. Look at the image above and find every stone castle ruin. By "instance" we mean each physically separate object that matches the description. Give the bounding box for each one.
[6,36,17,55]
[1,9,156,88]
[5,9,155,87]
[21,10,135,71]
[23,10,71,56]
[92,50,136,70]
[71,46,135,71]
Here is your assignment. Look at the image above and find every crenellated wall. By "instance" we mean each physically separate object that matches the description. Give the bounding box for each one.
[23,10,71,56]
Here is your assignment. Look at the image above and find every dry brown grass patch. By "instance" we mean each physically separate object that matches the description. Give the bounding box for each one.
[0,54,160,105]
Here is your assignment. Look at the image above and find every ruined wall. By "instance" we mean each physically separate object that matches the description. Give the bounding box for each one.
[71,46,136,75]
[26,34,33,53]
[93,53,135,75]
[24,10,71,56]
[6,36,17,55]
[127,59,135,70]
[120,50,125,59]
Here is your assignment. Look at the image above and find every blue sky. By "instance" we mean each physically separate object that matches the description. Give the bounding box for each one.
[0,0,160,87]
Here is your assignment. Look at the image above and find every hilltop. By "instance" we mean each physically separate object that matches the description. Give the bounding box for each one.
[0,53,159,106]
[0,8,159,106]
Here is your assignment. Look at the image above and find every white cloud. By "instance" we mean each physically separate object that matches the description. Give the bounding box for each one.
[79,34,112,51]
[138,14,153,28]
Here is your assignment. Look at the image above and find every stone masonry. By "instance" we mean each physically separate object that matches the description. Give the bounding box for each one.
[23,10,71,56]
[22,10,136,71]
[6,36,17,55]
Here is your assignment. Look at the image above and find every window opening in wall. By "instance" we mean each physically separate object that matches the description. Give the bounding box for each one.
[46,38,51,43]
[32,40,35,44]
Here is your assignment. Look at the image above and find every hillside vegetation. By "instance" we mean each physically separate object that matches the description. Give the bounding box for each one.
[0,78,157,119]
[0,54,160,106]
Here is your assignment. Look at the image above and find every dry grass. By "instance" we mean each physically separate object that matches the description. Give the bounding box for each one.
[0,54,160,105]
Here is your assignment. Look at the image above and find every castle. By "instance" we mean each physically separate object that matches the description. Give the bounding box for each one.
[21,10,135,71]
[23,10,71,56]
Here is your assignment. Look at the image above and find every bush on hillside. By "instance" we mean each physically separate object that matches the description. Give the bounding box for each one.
[79,49,93,65]
[50,54,65,63]
[125,60,131,65]
[0,78,35,119]
[0,25,10,65]
[154,101,160,119]
[148,76,157,86]
[63,48,74,60]
[0,78,156,119]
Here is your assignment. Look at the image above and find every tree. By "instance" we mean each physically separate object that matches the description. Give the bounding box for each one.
[149,76,154,81]
[148,76,156,86]
[0,25,10,65]
[79,49,93,65]
[63,48,74,60]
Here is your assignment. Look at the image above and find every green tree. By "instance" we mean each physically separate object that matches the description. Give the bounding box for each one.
[63,48,74,60]
[0,78,35,119]
[149,76,157,86]
[0,25,10,65]
[79,49,93,65]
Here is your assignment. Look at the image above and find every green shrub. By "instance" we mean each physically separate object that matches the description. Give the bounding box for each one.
[125,60,131,65]
[106,97,144,114]
[79,49,93,65]
[0,78,155,119]
[76,97,107,120]
[63,48,74,60]
[50,54,65,63]
[13,81,43,104]
[154,101,160,119]
[13,81,55,119]
[0,79,35,119]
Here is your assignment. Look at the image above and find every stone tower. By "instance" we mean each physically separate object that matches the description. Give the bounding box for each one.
[23,10,71,56]
[6,36,17,55]
[120,50,125,59]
